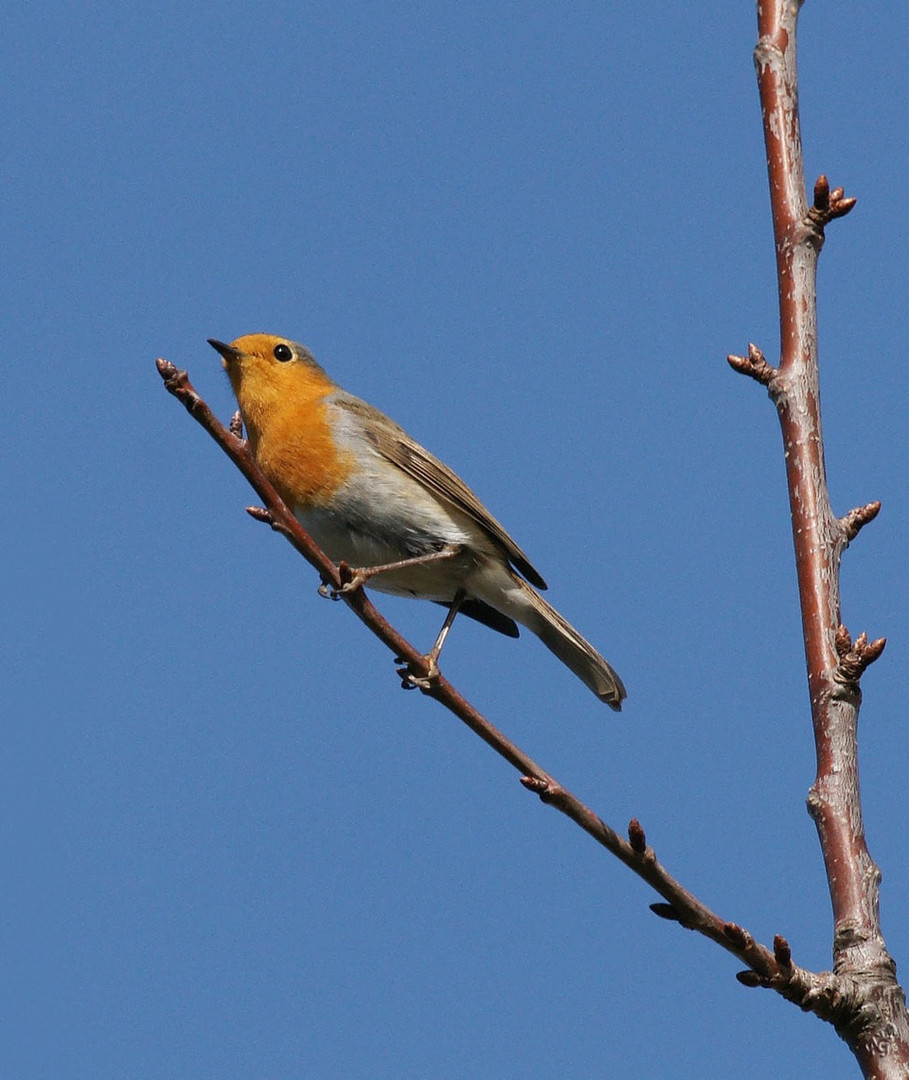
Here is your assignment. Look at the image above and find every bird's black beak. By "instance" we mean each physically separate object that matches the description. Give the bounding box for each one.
[208,338,243,363]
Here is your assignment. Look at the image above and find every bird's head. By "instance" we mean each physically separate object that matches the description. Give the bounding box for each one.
[208,334,333,421]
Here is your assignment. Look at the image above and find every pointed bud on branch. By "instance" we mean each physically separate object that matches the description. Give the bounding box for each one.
[628,818,647,854]
[841,501,881,542]
[808,174,856,226]
[246,505,272,524]
[834,625,887,683]
[723,922,753,949]
[773,934,792,968]
[727,342,777,385]
[649,903,681,922]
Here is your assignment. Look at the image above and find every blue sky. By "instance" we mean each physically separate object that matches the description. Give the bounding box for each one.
[5,3,908,1077]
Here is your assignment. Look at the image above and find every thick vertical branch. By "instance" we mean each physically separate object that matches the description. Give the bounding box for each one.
[747,1,908,1074]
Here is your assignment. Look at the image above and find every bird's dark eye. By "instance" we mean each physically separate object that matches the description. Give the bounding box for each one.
[273,343,293,362]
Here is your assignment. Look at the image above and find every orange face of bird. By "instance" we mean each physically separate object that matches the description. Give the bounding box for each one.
[213,334,334,423]
[209,333,353,509]
[211,334,334,443]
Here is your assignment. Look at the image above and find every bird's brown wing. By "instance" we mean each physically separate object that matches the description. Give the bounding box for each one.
[334,393,548,590]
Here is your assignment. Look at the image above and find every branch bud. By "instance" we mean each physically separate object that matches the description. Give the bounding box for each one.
[841,501,882,542]
[773,934,792,967]
[723,922,753,949]
[835,627,887,682]
[727,343,777,385]
[649,903,681,922]
[628,818,647,854]
[808,175,856,225]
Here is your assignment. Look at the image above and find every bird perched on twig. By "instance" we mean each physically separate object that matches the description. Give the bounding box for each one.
[209,334,625,708]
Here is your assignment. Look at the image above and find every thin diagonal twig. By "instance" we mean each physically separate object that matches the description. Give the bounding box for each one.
[157,356,843,1018]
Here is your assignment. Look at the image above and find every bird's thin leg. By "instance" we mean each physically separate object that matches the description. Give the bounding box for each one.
[319,544,462,598]
[402,589,467,690]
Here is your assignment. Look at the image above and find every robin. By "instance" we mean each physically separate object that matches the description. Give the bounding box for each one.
[209,334,626,708]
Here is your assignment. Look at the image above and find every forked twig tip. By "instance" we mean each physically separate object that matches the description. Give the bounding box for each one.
[808,175,856,226]
[727,343,776,385]
[834,626,887,683]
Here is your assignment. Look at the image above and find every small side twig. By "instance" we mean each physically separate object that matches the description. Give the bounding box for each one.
[834,625,887,685]
[727,343,777,385]
[840,501,881,543]
[808,174,857,227]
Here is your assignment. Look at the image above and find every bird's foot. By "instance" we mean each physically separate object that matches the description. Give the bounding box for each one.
[395,655,441,692]
[318,562,368,599]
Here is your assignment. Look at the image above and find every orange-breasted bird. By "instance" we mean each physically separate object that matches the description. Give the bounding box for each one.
[209,334,626,708]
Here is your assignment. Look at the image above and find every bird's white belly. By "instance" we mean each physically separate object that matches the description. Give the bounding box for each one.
[294,482,490,602]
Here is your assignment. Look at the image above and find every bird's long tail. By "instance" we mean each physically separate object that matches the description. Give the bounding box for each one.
[512,578,626,709]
